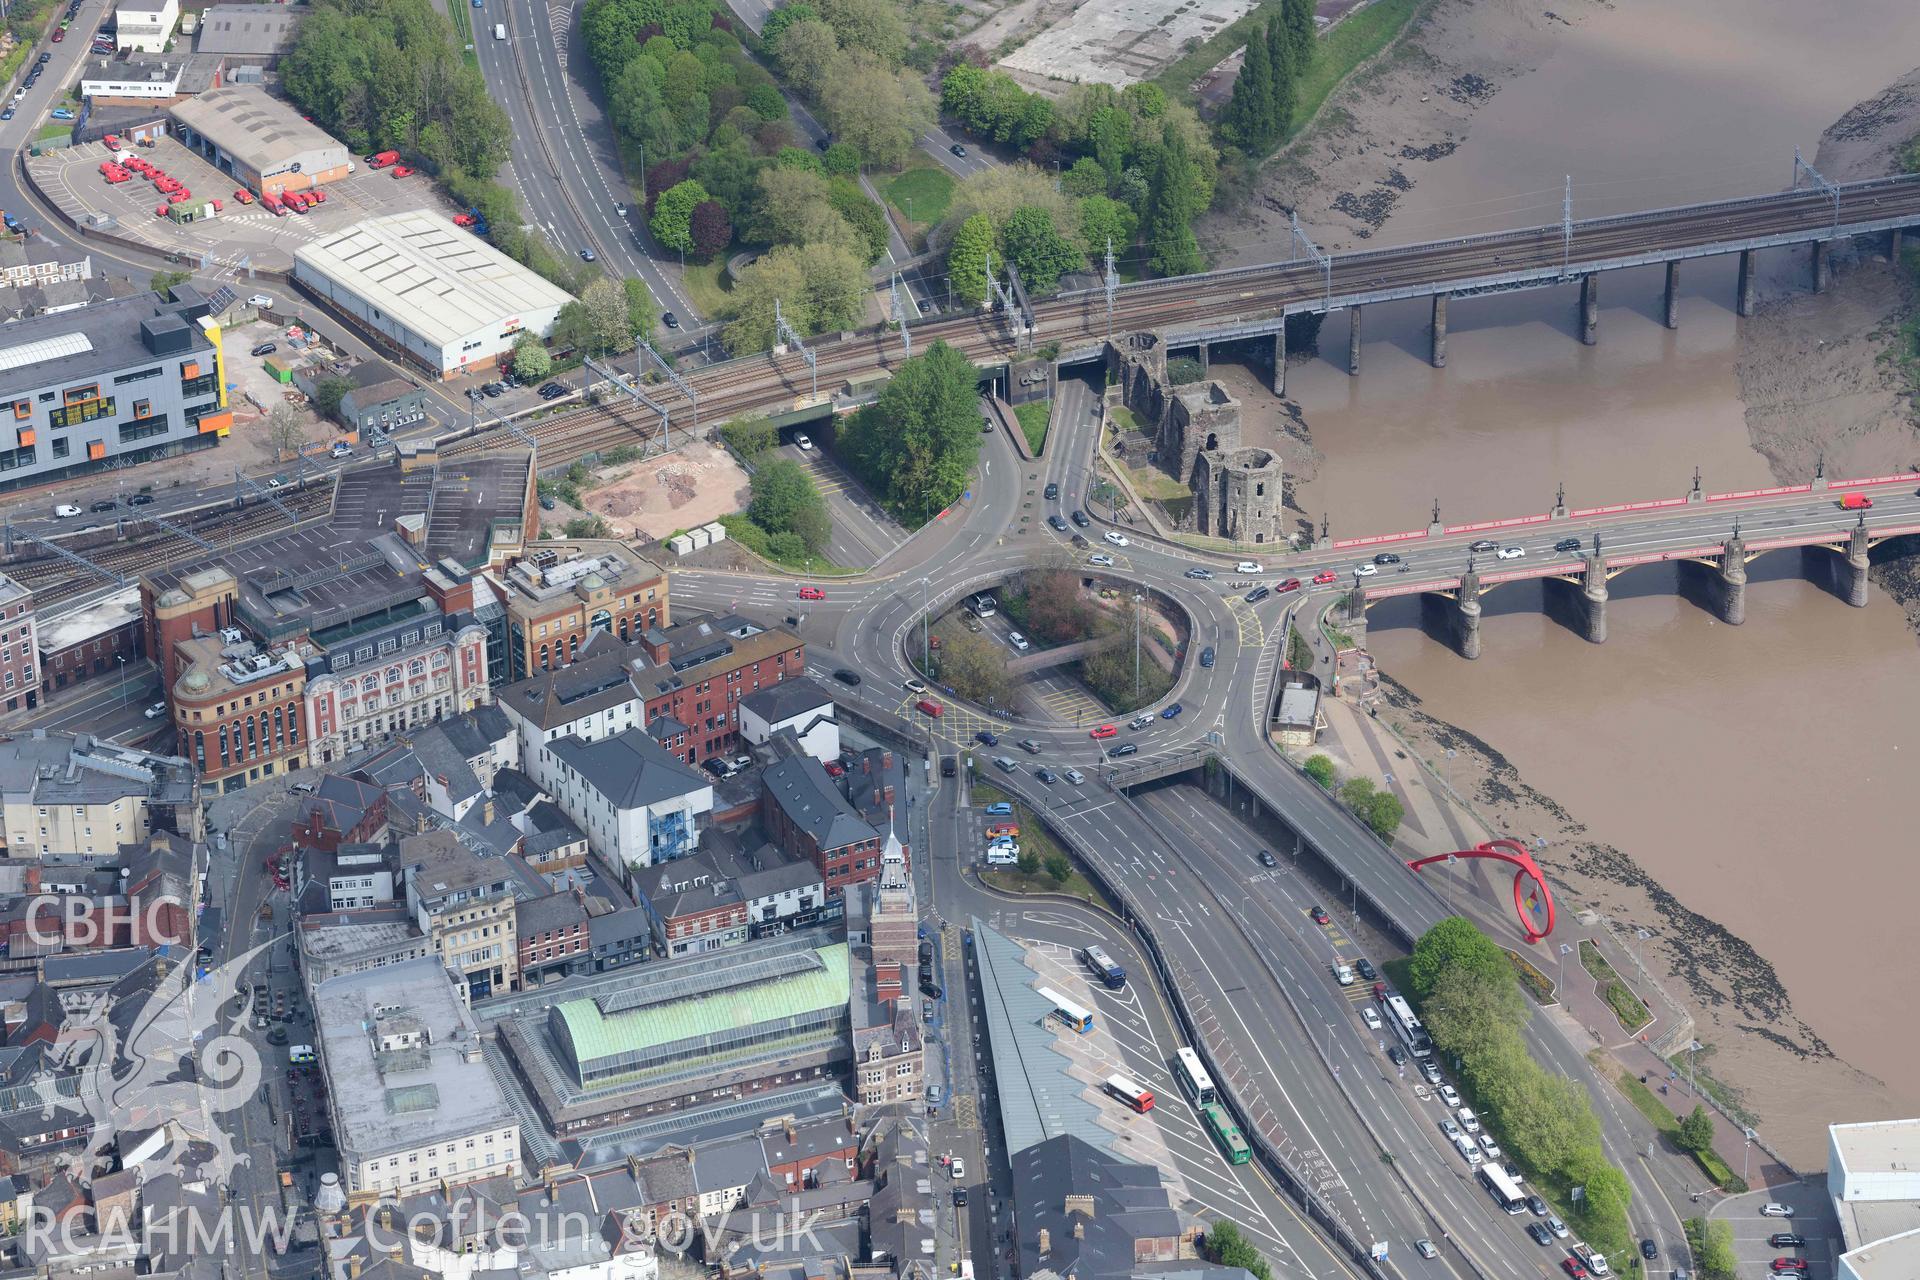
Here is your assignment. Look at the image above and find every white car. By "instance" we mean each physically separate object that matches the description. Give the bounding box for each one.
[1760,1203,1795,1219]
[1361,1007,1382,1031]
[794,432,813,450]
[143,701,167,719]
[904,678,927,694]
[1439,1116,1462,1139]
[1064,768,1084,785]
[1104,530,1129,547]
[1477,1133,1502,1159]
[1496,545,1526,560]
[1456,1106,1480,1133]
[1438,1084,1462,1108]
[1088,553,1115,567]
[1352,563,1377,577]
[1547,1215,1568,1238]
[247,294,275,309]
[266,477,284,489]
[1235,560,1262,573]
[53,504,82,518]
[1333,963,1354,985]
[1007,631,1030,651]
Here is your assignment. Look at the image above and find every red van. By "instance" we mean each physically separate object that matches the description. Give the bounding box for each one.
[1839,493,1873,511]
[915,698,944,718]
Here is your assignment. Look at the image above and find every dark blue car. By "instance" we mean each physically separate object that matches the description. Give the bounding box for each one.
[975,730,999,746]
[1161,703,1183,719]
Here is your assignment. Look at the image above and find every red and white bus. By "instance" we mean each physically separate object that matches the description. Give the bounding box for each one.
[1103,1074,1155,1113]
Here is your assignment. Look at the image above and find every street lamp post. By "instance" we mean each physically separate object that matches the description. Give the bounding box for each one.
[1743,1127,1755,1184]
[117,655,129,710]
[921,577,931,675]
[1559,942,1573,1000]
[1635,928,1652,979]
[1688,1039,1702,1098]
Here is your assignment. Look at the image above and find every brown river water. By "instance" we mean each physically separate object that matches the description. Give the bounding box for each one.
[1282,0,1920,1148]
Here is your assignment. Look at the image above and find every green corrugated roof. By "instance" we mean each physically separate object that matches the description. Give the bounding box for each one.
[556,943,849,1066]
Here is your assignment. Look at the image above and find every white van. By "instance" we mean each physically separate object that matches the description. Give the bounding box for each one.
[985,846,1019,865]
[1452,1134,1482,1166]
[493,22,507,38]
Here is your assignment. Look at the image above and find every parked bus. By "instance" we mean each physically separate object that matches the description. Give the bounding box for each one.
[1036,986,1093,1033]
[1477,1165,1527,1215]
[1081,945,1126,990]
[1200,1103,1251,1164]
[1102,1075,1154,1113]
[1383,994,1434,1060]
[1173,1047,1217,1107]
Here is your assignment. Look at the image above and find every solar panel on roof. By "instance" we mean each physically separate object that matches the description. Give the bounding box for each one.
[0,330,91,373]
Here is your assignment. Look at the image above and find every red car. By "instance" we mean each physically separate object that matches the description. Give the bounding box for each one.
[232,188,254,204]
[1089,724,1117,739]
[1560,1262,1587,1280]
[1311,569,1338,585]
[824,761,845,778]
[1310,905,1331,925]
[1276,577,1302,593]
[103,134,120,149]
[51,27,63,40]
[391,165,415,179]
[1770,1262,1807,1275]
[453,212,476,227]
[797,586,824,600]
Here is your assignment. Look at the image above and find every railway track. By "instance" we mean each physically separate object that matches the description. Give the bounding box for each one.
[3,484,335,609]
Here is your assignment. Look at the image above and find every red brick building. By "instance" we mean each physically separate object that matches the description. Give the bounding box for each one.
[632,615,804,766]
[35,585,143,701]
[516,889,591,986]
[288,775,388,853]
[0,571,37,714]
[759,1115,858,1188]
[632,854,748,957]
[759,756,885,896]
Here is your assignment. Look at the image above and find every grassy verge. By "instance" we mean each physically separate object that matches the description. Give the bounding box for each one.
[880,159,955,250]
[445,0,480,67]
[1013,399,1051,454]
[1106,425,1192,501]
[1287,0,1424,137]
[1612,1068,1746,1191]
[716,513,861,573]
[34,122,68,144]
[680,258,733,321]
[1578,940,1651,1033]
[968,779,1113,910]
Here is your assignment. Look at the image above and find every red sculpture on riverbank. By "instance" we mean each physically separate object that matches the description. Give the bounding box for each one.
[1406,839,1557,943]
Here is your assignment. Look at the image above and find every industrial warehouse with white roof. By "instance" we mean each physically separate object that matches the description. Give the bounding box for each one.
[292,211,575,378]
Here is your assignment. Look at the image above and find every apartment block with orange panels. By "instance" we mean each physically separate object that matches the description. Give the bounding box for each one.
[0,289,229,494]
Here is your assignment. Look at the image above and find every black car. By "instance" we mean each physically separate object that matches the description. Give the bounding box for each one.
[1048,514,1068,532]
[579,248,596,261]
[1199,646,1215,668]
[1109,742,1138,757]
[127,493,153,506]
[1070,509,1090,527]
[1386,1045,1405,1065]
[1044,482,1058,500]
[539,382,566,399]
[1527,1195,1549,1217]
[1469,538,1499,552]
[1018,738,1042,754]
[88,499,115,511]
[832,668,862,686]
[662,311,679,328]
[250,341,277,357]
[538,495,556,510]
[950,143,967,158]
[1244,585,1270,603]
[1035,768,1057,784]
[1258,850,1277,867]
[36,52,49,63]
[919,980,943,1000]
[815,136,831,152]
[1640,1239,1658,1261]
[1768,1234,1805,1250]
[1526,1222,1552,1247]
[1555,536,1584,553]
[482,381,505,398]
[975,730,999,746]
[952,1187,968,1207]
[1374,551,1401,565]
[1354,958,1376,981]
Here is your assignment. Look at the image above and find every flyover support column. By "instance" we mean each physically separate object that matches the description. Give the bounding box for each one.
[1813,240,1831,294]
[1456,571,1483,660]
[1717,537,1747,626]
[1271,331,1286,396]
[1736,249,1756,317]
[1579,274,1599,345]
[1663,261,1681,329]
[1581,556,1608,644]
[1347,306,1363,376]
[1891,228,1903,261]
[1198,341,1209,373]
[1842,524,1872,608]
[1431,294,1448,368]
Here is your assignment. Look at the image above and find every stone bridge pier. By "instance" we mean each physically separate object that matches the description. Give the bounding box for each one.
[1679,537,1749,624]
[1419,570,1483,659]
[1803,526,1873,606]
[1546,556,1609,643]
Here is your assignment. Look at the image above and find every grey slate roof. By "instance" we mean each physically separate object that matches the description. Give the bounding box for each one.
[516,890,588,938]
[692,1134,769,1202]
[547,727,709,811]
[762,757,875,853]
[501,643,638,732]
[1012,1134,1222,1280]
[738,856,823,902]
[588,905,651,949]
[740,675,834,726]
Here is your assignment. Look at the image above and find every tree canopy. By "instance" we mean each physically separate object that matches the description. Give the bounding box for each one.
[837,341,984,524]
